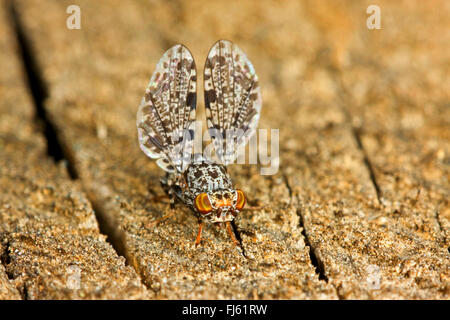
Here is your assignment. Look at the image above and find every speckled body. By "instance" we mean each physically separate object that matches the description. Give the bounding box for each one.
[162,161,240,223]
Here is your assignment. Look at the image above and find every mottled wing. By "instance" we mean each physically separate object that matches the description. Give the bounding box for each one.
[204,40,261,165]
[137,44,197,172]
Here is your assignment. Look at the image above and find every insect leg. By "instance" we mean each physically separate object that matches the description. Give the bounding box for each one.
[195,222,204,246]
[160,175,177,209]
[168,190,176,209]
[146,208,176,228]
[149,194,169,203]
[242,205,263,211]
[146,176,177,227]
[242,196,263,211]
[160,174,170,194]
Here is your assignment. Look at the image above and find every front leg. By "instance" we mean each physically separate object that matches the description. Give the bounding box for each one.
[160,174,177,209]
[195,220,204,246]
[146,175,177,228]
[146,208,176,228]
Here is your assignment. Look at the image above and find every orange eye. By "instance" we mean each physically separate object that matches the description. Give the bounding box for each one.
[236,189,246,210]
[195,193,212,214]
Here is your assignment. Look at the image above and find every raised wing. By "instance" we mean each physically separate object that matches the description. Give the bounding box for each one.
[204,40,261,165]
[137,44,197,172]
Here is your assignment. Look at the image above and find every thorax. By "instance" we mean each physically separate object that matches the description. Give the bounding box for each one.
[171,162,233,209]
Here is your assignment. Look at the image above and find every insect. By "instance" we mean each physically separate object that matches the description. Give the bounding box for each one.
[137,40,261,246]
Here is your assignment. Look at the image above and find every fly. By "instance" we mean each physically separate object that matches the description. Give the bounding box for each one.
[137,40,261,246]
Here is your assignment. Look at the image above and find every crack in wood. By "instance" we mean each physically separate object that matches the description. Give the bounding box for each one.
[0,238,28,300]
[0,239,13,280]
[230,220,247,259]
[282,173,293,206]
[434,210,444,234]
[325,66,383,204]
[295,208,329,283]
[6,1,146,284]
[434,210,449,252]
[352,127,383,204]
[282,174,330,284]
[7,1,78,179]
[22,283,29,300]
[281,171,344,298]
[88,199,132,266]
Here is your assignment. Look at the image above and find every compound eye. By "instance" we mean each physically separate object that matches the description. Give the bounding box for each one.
[236,189,246,210]
[195,193,212,215]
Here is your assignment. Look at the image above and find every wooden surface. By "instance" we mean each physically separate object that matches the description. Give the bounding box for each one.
[0,0,448,299]
[0,2,149,299]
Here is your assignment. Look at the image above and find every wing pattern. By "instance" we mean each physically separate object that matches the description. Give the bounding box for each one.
[204,40,261,165]
[137,44,197,172]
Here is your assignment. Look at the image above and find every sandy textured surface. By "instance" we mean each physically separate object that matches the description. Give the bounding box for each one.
[0,4,149,299]
[0,0,447,299]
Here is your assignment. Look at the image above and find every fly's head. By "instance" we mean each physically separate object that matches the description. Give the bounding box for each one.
[194,188,246,222]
